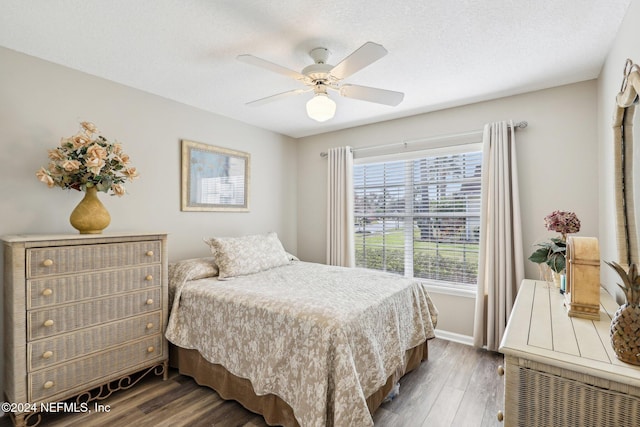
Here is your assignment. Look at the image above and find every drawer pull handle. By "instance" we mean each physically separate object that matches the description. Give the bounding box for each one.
[43,319,54,327]
[42,351,53,359]
[146,299,154,305]
[42,288,53,296]
[43,381,54,389]
[43,259,54,267]
[497,410,504,422]
[497,365,504,376]
[146,250,154,257]
[147,346,155,353]
[145,275,153,281]
[146,323,154,329]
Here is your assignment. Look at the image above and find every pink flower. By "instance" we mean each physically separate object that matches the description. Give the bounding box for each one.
[80,121,98,135]
[114,152,130,164]
[86,143,107,160]
[544,210,581,238]
[47,148,65,161]
[70,133,90,148]
[123,167,138,181]
[35,167,55,188]
[111,183,126,196]
[61,159,81,172]
[85,157,105,175]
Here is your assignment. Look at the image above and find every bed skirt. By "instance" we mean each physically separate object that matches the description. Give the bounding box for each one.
[169,341,429,427]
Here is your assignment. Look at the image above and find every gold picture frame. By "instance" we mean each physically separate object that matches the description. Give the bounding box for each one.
[181,140,250,212]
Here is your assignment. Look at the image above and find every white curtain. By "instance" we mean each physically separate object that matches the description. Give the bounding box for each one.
[473,121,524,351]
[326,146,355,267]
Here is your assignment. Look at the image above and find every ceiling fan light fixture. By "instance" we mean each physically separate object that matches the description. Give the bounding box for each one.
[306,93,336,122]
[239,42,404,120]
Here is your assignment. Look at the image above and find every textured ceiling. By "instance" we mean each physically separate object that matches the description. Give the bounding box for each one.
[0,0,632,138]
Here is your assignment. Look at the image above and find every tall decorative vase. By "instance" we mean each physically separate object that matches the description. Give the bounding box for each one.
[69,186,111,234]
[551,270,562,288]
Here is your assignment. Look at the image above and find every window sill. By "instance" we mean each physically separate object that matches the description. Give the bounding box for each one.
[419,280,477,299]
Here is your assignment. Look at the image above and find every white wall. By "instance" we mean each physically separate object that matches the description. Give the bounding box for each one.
[0,46,298,398]
[598,1,640,300]
[297,81,600,336]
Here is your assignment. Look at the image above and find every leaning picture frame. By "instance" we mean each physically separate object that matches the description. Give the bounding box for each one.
[181,140,250,212]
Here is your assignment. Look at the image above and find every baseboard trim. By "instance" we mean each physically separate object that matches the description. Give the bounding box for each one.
[434,329,474,346]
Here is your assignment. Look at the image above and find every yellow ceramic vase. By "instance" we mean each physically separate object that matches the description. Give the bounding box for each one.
[69,186,111,234]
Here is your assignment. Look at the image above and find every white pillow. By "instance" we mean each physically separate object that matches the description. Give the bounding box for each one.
[204,232,290,279]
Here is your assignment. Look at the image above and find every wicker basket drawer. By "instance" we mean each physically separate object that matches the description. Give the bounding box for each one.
[28,311,162,371]
[27,240,161,278]
[28,265,161,309]
[28,288,161,340]
[507,363,640,427]
[504,356,640,427]
[29,335,163,401]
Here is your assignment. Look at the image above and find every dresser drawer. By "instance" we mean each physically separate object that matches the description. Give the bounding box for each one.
[28,265,161,309]
[27,240,161,278]
[28,311,162,371]
[505,360,640,427]
[28,288,161,340]
[29,335,163,401]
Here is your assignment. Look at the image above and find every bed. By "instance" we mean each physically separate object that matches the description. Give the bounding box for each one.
[165,233,438,427]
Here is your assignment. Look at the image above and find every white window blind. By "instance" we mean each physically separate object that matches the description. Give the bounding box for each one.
[354,147,482,286]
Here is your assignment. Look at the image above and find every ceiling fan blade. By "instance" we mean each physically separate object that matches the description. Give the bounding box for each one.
[329,42,388,80]
[237,54,308,82]
[245,88,310,106]
[340,84,404,106]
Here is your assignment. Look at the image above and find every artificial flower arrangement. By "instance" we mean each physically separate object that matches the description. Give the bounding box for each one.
[36,121,138,195]
[528,210,581,273]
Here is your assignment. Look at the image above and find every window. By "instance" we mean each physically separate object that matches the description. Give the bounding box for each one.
[353,146,482,287]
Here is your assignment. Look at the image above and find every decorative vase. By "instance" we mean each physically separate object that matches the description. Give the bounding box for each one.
[69,186,111,234]
[610,303,640,366]
[551,270,562,288]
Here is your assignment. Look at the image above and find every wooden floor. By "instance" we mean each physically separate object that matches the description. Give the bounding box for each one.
[0,339,504,427]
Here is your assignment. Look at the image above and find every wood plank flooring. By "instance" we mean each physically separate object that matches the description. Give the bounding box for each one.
[0,339,504,427]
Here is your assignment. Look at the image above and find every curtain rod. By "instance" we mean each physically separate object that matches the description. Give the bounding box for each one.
[319,120,528,158]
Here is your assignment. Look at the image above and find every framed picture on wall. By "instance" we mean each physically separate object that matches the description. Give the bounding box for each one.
[181,140,250,212]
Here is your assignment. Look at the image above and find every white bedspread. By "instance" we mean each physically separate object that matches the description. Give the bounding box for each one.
[165,260,437,427]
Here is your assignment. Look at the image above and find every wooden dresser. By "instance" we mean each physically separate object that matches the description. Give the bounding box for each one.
[499,279,640,427]
[2,232,168,427]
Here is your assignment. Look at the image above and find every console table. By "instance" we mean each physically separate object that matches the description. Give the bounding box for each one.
[499,279,640,427]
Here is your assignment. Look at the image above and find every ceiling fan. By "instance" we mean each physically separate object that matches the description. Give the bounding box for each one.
[237,42,404,122]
